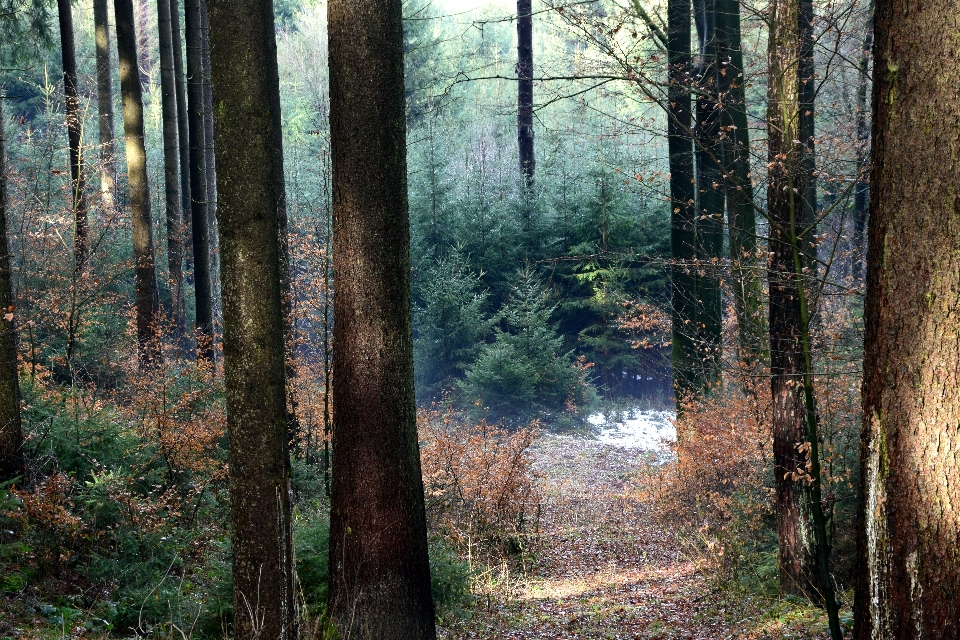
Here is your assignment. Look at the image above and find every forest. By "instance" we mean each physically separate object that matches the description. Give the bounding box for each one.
[0,0,956,637]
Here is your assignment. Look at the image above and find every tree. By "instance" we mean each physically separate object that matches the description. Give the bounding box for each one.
[115,0,162,367]
[93,0,116,213]
[200,0,219,317]
[850,3,872,284]
[666,0,699,404]
[157,0,186,341]
[517,0,534,187]
[766,0,841,632]
[57,0,89,274]
[327,0,437,636]
[206,0,296,638]
[185,0,214,361]
[716,0,764,366]
[170,0,193,252]
[854,0,960,633]
[0,96,23,484]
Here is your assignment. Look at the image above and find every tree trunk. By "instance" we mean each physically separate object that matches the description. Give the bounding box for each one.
[94,0,117,213]
[854,0,960,633]
[0,98,23,485]
[692,0,723,392]
[667,0,699,405]
[158,0,186,343]
[170,0,193,259]
[185,0,214,362]
[200,0,220,323]
[716,0,765,369]
[767,0,820,600]
[207,2,297,638]
[327,0,437,637]
[517,0,535,187]
[850,5,873,284]
[57,0,89,276]
[115,0,162,367]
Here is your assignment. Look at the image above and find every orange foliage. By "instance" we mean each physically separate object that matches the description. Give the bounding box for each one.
[418,406,542,559]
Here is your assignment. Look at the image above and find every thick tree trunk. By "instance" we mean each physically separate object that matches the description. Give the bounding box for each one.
[157,0,186,343]
[716,0,765,368]
[93,0,117,213]
[327,0,437,637]
[517,0,534,187]
[0,99,23,485]
[854,0,960,634]
[692,0,722,392]
[185,0,214,362]
[207,2,297,638]
[199,0,220,322]
[57,0,89,275]
[115,0,162,367]
[667,0,698,405]
[768,0,817,598]
[170,0,193,258]
[850,5,873,284]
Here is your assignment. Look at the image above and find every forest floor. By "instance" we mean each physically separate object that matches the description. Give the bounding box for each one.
[438,432,839,640]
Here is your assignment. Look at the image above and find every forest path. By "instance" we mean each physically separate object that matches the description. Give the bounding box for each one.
[439,433,831,639]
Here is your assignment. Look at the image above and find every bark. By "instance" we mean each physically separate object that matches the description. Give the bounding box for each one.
[851,5,873,284]
[327,0,437,637]
[692,0,722,392]
[0,99,23,485]
[199,0,220,321]
[93,0,117,212]
[170,0,193,256]
[185,0,214,362]
[157,0,186,343]
[517,0,535,187]
[768,0,819,599]
[667,0,698,405]
[115,0,162,367]
[853,0,960,634]
[716,0,765,368]
[57,0,89,275]
[207,2,296,638]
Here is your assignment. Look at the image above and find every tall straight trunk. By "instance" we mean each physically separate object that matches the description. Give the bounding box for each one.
[327,0,437,637]
[135,0,151,86]
[798,0,817,264]
[115,0,161,367]
[57,0,89,275]
[157,0,185,341]
[716,0,765,367]
[767,0,838,629]
[93,0,117,213]
[850,5,872,284]
[185,0,213,361]
[170,0,193,255]
[854,0,960,633]
[0,99,23,485]
[517,0,535,187]
[207,2,296,638]
[199,0,221,323]
[692,0,723,391]
[667,0,698,404]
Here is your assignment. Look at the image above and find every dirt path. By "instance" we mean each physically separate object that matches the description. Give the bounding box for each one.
[439,435,833,639]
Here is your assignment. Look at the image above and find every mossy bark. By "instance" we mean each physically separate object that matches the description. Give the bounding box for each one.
[517,0,535,187]
[0,99,23,485]
[157,0,186,343]
[854,0,960,634]
[115,0,161,367]
[326,0,437,637]
[667,0,699,405]
[93,0,117,213]
[57,0,89,275]
[185,0,214,361]
[206,1,296,638]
